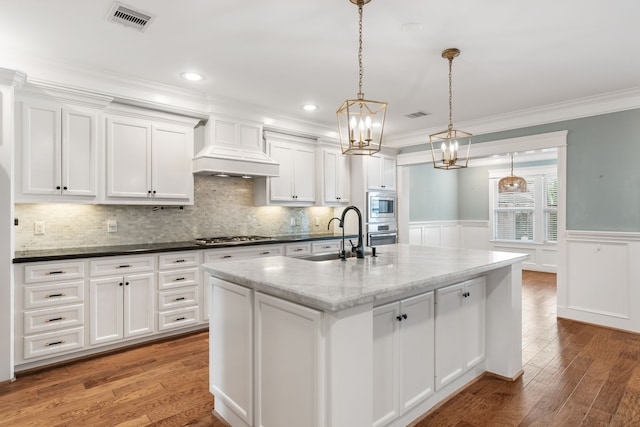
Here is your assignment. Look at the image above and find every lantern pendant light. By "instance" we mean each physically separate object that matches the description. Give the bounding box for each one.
[498,154,528,193]
[429,48,471,169]
[336,0,387,156]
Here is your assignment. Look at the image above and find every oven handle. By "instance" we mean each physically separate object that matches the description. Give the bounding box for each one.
[369,232,397,238]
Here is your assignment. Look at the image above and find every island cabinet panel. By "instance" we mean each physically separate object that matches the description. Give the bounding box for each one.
[210,278,253,427]
[435,277,486,390]
[373,291,435,427]
[254,292,323,427]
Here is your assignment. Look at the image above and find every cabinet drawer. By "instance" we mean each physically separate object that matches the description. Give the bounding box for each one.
[285,243,312,257]
[158,251,201,270]
[158,268,199,290]
[158,287,198,311]
[312,240,341,253]
[23,281,84,309]
[23,304,84,335]
[24,261,84,284]
[158,307,199,331]
[89,256,154,276]
[23,327,84,359]
[204,245,283,262]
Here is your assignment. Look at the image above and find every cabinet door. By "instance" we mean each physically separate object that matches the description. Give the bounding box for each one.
[293,145,315,202]
[62,107,97,196]
[255,292,323,427]
[106,116,152,198]
[21,101,62,195]
[399,292,435,412]
[89,277,124,345]
[382,156,396,190]
[336,152,350,202]
[151,124,192,200]
[323,150,339,204]
[367,155,383,190]
[435,282,465,390]
[210,278,253,425]
[373,302,400,427]
[124,273,155,338]
[464,278,486,370]
[269,142,295,201]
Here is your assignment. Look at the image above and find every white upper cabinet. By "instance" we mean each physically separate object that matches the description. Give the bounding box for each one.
[254,132,316,206]
[16,99,98,202]
[105,112,197,205]
[321,147,350,205]
[367,154,396,191]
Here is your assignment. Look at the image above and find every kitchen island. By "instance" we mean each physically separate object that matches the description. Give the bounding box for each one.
[202,244,527,427]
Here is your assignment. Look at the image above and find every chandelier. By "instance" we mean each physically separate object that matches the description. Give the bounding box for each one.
[429,48,471,169]
[336,0,387,156]
[498,154,528,193]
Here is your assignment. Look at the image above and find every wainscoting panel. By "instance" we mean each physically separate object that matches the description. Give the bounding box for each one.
[560,231,640,332]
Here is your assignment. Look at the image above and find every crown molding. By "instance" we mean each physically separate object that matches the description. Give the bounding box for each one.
[386,86,640,148]
[0,68,27,88]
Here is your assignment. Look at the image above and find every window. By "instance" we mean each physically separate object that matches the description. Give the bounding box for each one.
[490,165,557,244]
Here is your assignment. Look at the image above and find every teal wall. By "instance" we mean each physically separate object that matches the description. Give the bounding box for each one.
[401,108,640,232]
[409,163,458,221]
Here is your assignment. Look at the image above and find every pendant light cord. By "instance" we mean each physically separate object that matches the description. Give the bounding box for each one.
[448,57,453,131]
[357,2,364,100]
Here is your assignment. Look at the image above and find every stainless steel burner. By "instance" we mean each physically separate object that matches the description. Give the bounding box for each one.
[194,236,275,246]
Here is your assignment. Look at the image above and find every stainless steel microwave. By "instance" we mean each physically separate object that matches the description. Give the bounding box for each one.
[367,191,396,223]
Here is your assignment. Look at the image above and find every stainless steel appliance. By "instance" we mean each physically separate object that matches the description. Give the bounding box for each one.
[195,235,275,246]
[367,222,397,246]
[367,191,396,223]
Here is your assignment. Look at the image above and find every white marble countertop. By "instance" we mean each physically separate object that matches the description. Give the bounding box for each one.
[201,244,528,312]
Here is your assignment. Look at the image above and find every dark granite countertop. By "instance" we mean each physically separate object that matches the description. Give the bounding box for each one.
[13,233,357,263]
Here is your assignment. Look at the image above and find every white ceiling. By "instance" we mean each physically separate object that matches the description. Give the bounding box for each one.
[2,0,640,143]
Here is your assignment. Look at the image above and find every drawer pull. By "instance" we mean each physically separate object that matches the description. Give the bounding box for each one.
[117,264,131,268]
[45,317,66,323]
[322,245,331,249]
[174,259,186,263]
[45,340,65,347]
[222,255,233,259]
[261,251,271,255]
[175,317,186,321]
[294,248,304,252]
[46,293,66,298]
[174,277,186,281]
[174,297,186,301]
[45,270,65,275]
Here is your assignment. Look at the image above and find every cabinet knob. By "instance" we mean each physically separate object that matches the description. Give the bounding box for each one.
[396,315,403,322]
[153,190,156,194]
[125,282,129,286]
[63,186,68,190]
[56,186,61,190]
[402,313,408,319]
[148,190,152,194]
[119,282,123,287]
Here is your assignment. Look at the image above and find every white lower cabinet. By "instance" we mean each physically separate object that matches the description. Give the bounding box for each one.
[435,277,486,390]
[89,273,155,345]
[373,291,435,427]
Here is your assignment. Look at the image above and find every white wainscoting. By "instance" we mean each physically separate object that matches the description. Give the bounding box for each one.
[559,230,640,333]
[408,221,557,273]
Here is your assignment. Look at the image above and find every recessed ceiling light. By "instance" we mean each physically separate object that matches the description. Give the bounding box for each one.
[302,104,318,111]
[180,72,204,81]
[401,22,423,35]
[215,173,229,177]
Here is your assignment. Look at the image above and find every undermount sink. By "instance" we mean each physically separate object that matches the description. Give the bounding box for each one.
[299,251,372,262]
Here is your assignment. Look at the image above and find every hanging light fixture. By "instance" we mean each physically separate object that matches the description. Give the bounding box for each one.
[498,154,528,193]
[429,48,471,169]
[336,0,387,156]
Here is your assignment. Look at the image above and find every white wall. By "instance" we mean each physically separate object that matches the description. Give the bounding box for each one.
[0,69,25,382]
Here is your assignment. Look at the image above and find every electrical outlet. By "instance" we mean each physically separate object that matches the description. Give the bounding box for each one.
[314,217,320,227]
[34,221,45,235]
[107,220,118,233]
[295,217,301,226]
[290,217,296,227]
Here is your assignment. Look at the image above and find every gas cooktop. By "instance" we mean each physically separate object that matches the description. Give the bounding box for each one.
[194,236,275,246]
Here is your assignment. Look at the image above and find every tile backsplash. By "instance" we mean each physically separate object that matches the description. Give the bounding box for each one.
[14,176,336,251]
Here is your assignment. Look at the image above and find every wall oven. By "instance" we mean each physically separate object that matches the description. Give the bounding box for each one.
[367,191,396,223]
[368,222,397,246]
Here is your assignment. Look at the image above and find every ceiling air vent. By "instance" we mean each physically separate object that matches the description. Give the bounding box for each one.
[106,2,155,32]
[405,111,431,119]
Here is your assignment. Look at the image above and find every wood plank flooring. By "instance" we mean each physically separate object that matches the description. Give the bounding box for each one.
[2,271,640,426]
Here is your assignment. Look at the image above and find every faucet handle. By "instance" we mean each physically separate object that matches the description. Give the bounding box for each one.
[348,240,357,252]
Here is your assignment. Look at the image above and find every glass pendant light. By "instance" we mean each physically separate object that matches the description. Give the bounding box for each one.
[429,48,471,169]
[336,0,387,155]
[498,154,528,193]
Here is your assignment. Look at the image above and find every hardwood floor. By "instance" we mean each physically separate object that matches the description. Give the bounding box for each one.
[2,271,640,426]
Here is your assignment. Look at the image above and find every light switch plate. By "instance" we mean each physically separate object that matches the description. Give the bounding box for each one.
[34,221,45,235]
[107,220,118,233]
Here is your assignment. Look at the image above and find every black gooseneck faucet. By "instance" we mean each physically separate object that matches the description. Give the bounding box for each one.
[340,206,365,259]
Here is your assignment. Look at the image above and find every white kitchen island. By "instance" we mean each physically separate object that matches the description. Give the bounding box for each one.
[202,244,527,427]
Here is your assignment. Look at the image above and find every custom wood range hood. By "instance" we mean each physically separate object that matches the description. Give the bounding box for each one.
[192,116,279,178]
